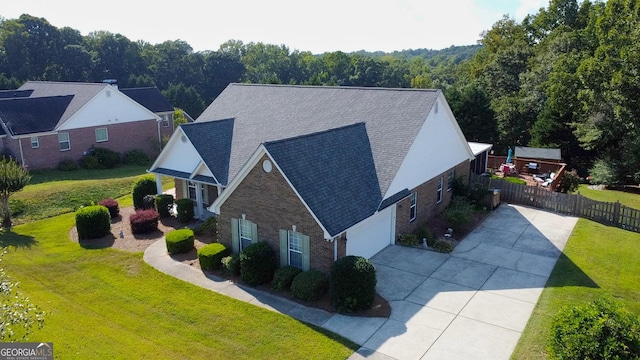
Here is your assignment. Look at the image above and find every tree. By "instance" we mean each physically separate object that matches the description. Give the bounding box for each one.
[0,157,31,230]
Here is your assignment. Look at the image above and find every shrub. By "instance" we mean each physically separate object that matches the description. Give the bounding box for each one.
[557,169,580,193]
[330,256,376,313]
[58,157,80,171]
[197,243,230,270]
[155,194,174,218]
[142,194,156,210]
[132,175,157,210]
[98,198,119,218]
[165,228,194,255]
[239,242,276,286]
[129,209,159,234]
[397,233,420,246]
[452,176,470,197]
[548,296,640,360]
[291,270,329,302]
[444,196,474,230]
[221,254,241,276]
[123,149,150,165]
[92,147,121,169]
[75,205,111,239]
[589,159,617,186]
[80,155,101,169]
[175,198,194,223]
[432,240,454,253]
[193,217,217,238]
[272,266,303,292]
[415,225,436,247]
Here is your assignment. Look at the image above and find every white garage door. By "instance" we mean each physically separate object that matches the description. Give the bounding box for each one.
[347,206,395,259]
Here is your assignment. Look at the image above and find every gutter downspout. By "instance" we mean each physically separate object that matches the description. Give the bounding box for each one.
[334,239,337,261]
[18,137,25,167]
[157,118,162,150]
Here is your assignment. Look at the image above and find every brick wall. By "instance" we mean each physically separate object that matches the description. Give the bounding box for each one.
[395,161,470,236]
[11,119,162,170]
[218,154,336,272]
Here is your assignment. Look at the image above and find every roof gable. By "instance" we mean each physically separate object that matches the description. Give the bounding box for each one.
[120,87,173,113]
[265,123,381,236]
[0,95,73,135]
[181,119,234,184]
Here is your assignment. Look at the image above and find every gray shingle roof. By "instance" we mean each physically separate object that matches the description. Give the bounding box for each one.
[0,95,74,135]
[197,83,439,196]
[265,123,381,236]
[0,90,33,99]
[120,87,173,113]
[180,119,234,184]
[514,146,561,161]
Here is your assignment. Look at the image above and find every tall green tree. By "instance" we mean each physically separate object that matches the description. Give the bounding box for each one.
[0,157,31,230]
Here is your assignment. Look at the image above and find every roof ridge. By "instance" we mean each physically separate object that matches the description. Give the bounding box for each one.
[229,83,439,93]
[120,87,159,91]
[22,81,107,87]
[264,122,365,146]
[0,94,74,102]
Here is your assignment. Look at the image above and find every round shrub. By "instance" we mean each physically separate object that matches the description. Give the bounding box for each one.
[221,254,241,276]
[132,175,157,210]
[165,228,195,255]
[129,209,159,234]
[123,149,150,165]
[549,296,640,360]
[175,198,194,223]
[432,240,454,253]
[98,198,119,218]
[75,205,111,239]
[272,266,303,292]
[330,256,377,313]
[92,147,121,169]
[155,194,174,218]
[239,241,276,286]
[194,217,217,238]
[80,155,101,169]
[291,270,329,302]
[198,243,230,270]
[58,157,79,171]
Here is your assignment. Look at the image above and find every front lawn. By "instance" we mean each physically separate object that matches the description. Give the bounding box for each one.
[511,219,640,359]
[0,215,357,359]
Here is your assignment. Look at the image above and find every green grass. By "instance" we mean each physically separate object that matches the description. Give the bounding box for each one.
[0,215,357,359]
[512,219,640,359]
[575,184,640,209]
[10,166,174,224]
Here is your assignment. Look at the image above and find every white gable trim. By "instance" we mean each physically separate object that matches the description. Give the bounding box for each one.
[438,92,475,161]
[191,160,218,184]
[209,145,332,239]
[149,127,187,170]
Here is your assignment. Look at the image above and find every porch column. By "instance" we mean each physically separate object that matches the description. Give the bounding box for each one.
[195,182,203,219]
[155,174,163,194]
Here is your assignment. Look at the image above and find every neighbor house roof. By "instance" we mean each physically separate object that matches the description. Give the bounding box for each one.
[0,90,33,99]
[264,123,381,236]
[120,87,173,113]
[514,146,561,161]
[196,83,440,197]
[0,95,74,136]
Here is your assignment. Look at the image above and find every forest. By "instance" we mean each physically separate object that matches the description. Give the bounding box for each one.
[0,0,639,184]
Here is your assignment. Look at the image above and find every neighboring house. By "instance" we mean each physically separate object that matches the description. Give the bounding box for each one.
[149,83,476,272]
[469,142,493,175]
[514,146,562,162]
[0,81,174,170]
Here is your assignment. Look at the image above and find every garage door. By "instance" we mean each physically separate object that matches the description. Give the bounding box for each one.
[347,206,395,259]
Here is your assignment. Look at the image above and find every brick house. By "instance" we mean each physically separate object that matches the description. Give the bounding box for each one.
[0,81,174,170]
[149,84,475,272]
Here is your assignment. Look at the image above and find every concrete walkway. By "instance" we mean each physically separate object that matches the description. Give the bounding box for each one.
[143,204,578,360]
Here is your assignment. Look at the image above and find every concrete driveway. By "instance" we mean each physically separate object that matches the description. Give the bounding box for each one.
[322,204,578,360]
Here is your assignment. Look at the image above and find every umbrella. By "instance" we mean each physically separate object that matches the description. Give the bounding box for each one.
[506,147,513,164]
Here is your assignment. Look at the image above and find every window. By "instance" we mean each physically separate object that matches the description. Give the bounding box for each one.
[186,181,206,204]
[437,177,443,203]
[231,217,257,253]
[30,136,39,149]
[239,219,253,251]
[162,114,170,128]
[58,132,70,151]
[409,192,417,222]
[447,169,455,192]
[95,128,108,142]
[287,231,303,269]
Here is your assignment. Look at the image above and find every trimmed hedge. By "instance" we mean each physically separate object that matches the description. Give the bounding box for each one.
[432,240,454,253]
[123,149,150,165]
[98,198,119,218]
[165,228,195,255]
[58,157,79,171]
[129,209,159,234]
[330,256,377,313]
[240,242,276,286]
[76,205,111,239]
[132,175,157,210]
[197,243,230,270]
[291,270,329,302]
[221,254,241,276]
[272,266,303,291]
[155,194,174,218]
[175,198,194,223]
[92,147,121,169]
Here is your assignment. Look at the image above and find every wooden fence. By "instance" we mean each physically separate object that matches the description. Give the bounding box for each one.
[470,174,640,233]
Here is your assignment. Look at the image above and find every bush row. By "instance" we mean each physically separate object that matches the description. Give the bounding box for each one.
[58,148,150,171]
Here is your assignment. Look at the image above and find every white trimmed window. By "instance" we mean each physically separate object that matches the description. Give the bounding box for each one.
[239,219,253,251]
[447,169,455,192]
[287,231,303,269]
[409,192,417,222]
[279,228,310,270]
[437,177,443,203]
[231,217,257,253]
[95,128,108,142]
[186,181,207,204]
[58,132,70,151]
[162,114,170,128]
[30,136,39,149]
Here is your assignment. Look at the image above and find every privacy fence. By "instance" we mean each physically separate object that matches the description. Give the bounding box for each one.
[470,174,640,233]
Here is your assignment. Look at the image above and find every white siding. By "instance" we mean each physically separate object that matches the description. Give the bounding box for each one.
[153,130,204,174]
[347,206,395,259]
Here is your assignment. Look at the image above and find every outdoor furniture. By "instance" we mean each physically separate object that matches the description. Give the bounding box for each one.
[501,163,517,176]
[527,162,539,174]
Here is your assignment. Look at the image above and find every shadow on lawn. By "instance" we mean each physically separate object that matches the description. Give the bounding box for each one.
[0,229,37,248]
